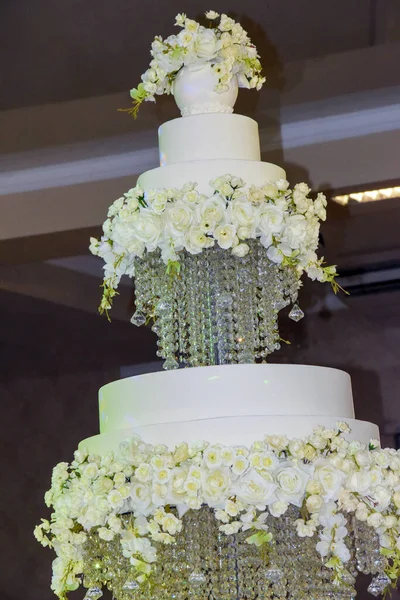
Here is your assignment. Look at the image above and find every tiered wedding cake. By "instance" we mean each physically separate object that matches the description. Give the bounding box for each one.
[37,14,399,600]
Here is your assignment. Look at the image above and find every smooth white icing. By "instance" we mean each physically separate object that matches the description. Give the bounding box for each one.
[137,160,285,194]
[79,365,379,454]
[99,365,354,433]
[159,114,260,166]
[81,416,379,455]
[172,63,238,117]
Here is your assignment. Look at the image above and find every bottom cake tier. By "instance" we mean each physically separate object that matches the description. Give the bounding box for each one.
[80,364,379,454]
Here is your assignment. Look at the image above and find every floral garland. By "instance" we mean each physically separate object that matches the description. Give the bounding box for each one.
[36,424,400,599]
[89,175,337,315]
[126,11,265,117]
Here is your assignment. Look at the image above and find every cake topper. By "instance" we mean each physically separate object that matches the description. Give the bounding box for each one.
[123,11,265,118]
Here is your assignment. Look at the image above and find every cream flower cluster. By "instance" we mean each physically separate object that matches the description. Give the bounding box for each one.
[90,175,336,314]
[37,425,400,598]
[129,11,265,114]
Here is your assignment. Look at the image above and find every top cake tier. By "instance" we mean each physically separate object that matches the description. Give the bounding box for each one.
[159,113,260,166]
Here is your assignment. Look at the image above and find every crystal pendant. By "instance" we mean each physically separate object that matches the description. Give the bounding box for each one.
[288,303,304,322]
[265,566,283,582]
[84,588,103,600]
[130,311,146,327]
[368,574,391,596]
[122,580,140,591]
[188,570,206,586]
[163,356,179,370]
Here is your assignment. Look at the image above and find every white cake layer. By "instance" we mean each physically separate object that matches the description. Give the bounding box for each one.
[98,365,354,434]
[80,416,379,455]
[137,160,285,194]
[158,114,261,166]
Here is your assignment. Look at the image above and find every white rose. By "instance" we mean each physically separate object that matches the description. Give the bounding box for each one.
[288,440,305,459]
[233,468,276,506]
[232,456,249,475]
[371,485,391,511]
[184,226,214,254]
[161,513,182,535]
[205,10,219,19]
[295,518,315,537]
[163,201,193,238]
[281,215,307,249]
[203,447,222,468]
[145,190,168,214]
[98,527,114,541]
[274,462,310,507]
[293,183,310,198]
[306,494,324,513]
[346,471,372,494]
[225,499,239,517]
[276,178,289,192]
[248,185,264,203]
[355,451,371,468]
[107,489,124,510]
[133,210,162,251]
[367,512,384,528]
[214,224,237,249]
[265,435,288,452]
[269,500,288,517]
[228,198,258,229]
[314,462,345,501]
[314,193,327,221]
[232,243,250,257]
[196,194,227,228]
[202,468,231,505]
[306,480,323,495]
[130,481,152,515]
[385,515,398,529]
[219,14,235,31]
[195,29,218,59]
[262,183,279,199]
[259,204,284,234]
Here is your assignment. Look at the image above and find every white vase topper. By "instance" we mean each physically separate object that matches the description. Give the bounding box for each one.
[172,63,239,116]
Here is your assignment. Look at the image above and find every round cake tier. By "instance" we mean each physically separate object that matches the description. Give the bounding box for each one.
[137,160,285,193]
[99,365,354,433]
[158,114,260,166]
[79,365,379,455]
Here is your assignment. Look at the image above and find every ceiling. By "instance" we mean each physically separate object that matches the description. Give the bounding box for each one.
[1,0,400,110]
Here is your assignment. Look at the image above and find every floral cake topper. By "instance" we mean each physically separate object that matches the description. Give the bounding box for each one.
[125,11,265,117]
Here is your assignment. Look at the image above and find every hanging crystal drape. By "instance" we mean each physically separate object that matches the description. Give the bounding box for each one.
[131,242,300,369]
[81,506,388,600]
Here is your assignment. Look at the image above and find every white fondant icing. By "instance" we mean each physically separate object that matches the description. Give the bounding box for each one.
[137,160,285,194]
[81,416,379,455]
[81,365,379,455]
[172,64,238,116]
[158,114,261,166]
[99,365,354,434]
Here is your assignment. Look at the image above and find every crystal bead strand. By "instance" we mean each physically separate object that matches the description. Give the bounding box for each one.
[184,253,203,367]
[197,253,215,366]
[175,257,189,365]
[233,251,257,364]
[212,248,236,364]
[154,261,179,370]
[201,251,216,365]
